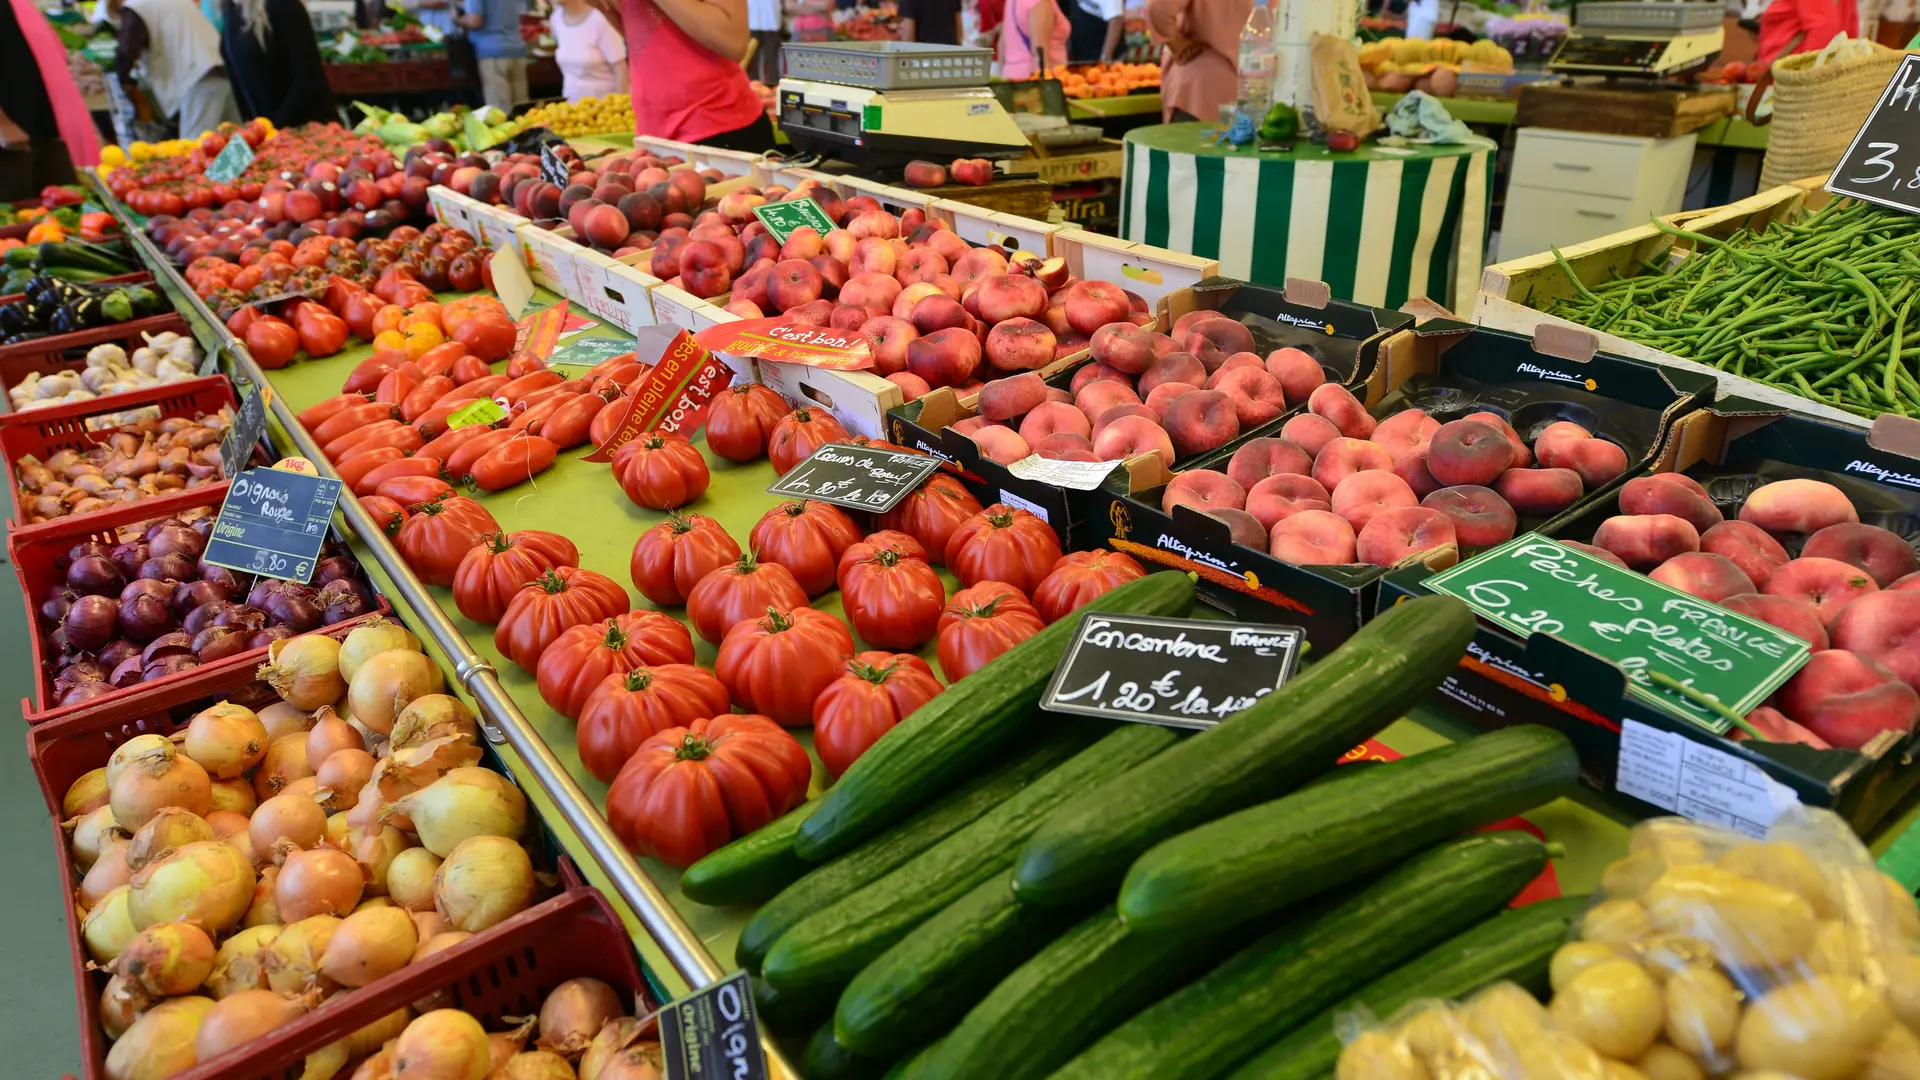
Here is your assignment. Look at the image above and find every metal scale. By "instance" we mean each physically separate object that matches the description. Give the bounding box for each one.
[1548,2,1726,79]
[777,42,1030,169]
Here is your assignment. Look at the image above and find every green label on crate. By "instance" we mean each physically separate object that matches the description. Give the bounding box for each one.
[447,398,508,429]
[863,103,882,130]
[545,334,633,368]
[204,136,254,183]
[751,198,836,244]
[1424,534,1812,735]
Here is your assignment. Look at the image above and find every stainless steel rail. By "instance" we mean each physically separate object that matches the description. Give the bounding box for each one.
[86,174,799,1075]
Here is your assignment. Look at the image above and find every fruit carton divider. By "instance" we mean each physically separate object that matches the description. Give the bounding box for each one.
[886,277,1408,549]
[1379,402,1920,837]
[1093,317,1717,650]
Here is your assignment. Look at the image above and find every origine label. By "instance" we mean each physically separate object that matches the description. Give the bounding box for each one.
[658,971,768,1080]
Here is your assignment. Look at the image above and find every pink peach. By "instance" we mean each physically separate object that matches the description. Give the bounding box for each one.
[1591,514,1701,569]
[1307,383,1375,439]
[1018,401,1093,445]
[1269,510,1357,566]
[1370,408,1441,461]
[1421,486,1517,549]
[1699,520,1790,590]
[1619,474,1723,534]
[1828,590,1920,690]
[1226,437,1314,492]
[1739,479,1860,535]
[1802,523,1919,587]
[1162,469,1246,515]
[1774,649,1919,750]
[1330,470,1418,533]
[1163,390,1241,459]
[1394,450,1445,500]
[1143,382,1198,421]
[1311,437,1395,493]
[1266,347,1325,405]
[1246,474,1333,532]
[1648,552,1755,603]
[1493,468,1583,516]
[1763,556,1880,623]
[1720,593,1830,651]
[1282,413,1341,460]
[1427,419,1514,488]
[1077,379,1143,424]
[1093,414,1176,465]
[1032,433,1098,461]
[1138,352,1209,398]
[1355,507,1458,568]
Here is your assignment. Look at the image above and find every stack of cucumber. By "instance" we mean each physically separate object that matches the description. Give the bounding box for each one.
[680,572,1588,1080]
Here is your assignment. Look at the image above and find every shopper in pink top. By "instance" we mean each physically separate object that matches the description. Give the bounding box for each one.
[552,0,628,102]
[1147,0,1250,122]
[998,0,1069,80]
[618,0,774,149]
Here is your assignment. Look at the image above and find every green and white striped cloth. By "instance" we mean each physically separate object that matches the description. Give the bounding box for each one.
[1122,125,1495,312]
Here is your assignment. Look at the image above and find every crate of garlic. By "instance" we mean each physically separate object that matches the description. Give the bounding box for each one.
[1,318,203,418]
[29,617,595,1080]
[1334,809,1920,1080]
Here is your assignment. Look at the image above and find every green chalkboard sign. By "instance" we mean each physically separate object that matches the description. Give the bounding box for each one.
[545,334,633,368]
[1424,533,1813,734]
[205,136,255,183]
[752,198,837,244]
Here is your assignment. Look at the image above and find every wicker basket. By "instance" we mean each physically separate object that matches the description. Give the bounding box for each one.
[1760,43,1913,189]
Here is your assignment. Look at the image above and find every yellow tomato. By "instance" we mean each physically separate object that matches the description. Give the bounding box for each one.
[372,329,407,353]
[401,323,444,360]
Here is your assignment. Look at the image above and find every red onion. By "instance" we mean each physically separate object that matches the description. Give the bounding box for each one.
[118,592,172,643]
[264,590,321,634]
[139,554,195,583]
[247,579,292,609]
[183,601,232,637]
[122,578,177,605]
[143,655,200,679]
[196,563,244,597]
[68,556,126,597]
[63,541,113,571]
[47,626,69,654]
[174,579,228,615]
[248,626,293,649]
[149,525,205,561]
[97,639,140,672]
[319,584,371,625]
[58,658,109,690]
[192,517,215,539]
[213,605,267,632]
[40,586,76,626]
[110,540,151,579]
[111,656,145,688]
[62,595,119,651]
[142,631,195,664]
[192,625,250,662]
[143,517,188,541]
[312,556,357,586]
[61,681,113,706]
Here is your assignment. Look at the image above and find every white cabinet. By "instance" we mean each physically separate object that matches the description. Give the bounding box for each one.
[1499,128,1696,262]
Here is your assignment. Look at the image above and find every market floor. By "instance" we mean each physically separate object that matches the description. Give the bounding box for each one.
[1,482,83,1077]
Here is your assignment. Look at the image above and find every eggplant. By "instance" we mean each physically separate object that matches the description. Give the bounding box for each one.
[0,302,32,336]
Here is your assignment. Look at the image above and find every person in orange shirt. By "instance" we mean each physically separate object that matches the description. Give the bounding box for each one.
[1146,0,1249,121]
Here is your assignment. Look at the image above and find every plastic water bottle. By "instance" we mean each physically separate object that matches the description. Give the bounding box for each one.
[1236,2,1276,115]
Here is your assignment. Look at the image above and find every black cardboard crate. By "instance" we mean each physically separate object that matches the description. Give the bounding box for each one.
[1380,402,1920,836]
[1089,320,1718,650]
[884,277,1413,548]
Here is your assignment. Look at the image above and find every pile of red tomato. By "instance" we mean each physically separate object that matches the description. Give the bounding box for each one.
[107,121,375,211]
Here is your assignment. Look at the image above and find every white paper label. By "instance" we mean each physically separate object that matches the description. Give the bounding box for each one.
[421,24,444,42]
[334,33,358,56]
[1005,454,1121,491]
[1615,718,1801,839]
[998,489,1049,523]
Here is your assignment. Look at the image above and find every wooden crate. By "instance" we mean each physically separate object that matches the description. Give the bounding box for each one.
[906,177,1054,221]
[1514,84,1737,138]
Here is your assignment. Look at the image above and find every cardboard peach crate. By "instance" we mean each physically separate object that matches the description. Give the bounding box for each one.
[1474,177,1867,429]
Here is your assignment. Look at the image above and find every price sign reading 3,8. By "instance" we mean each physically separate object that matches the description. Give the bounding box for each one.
[1827,55,1920,214]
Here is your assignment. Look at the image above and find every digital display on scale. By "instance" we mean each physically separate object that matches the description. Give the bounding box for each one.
[1551,35,1670,72]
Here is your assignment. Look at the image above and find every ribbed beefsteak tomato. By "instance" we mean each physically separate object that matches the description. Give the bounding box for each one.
[577,664,732,782]
[767,406,850,476]
[813,652,944,778]
[494,566,632,672]
[936,581,1046,681]
[840,547,945,651]
[1031,550,1147,624]
[452,530,581,624]
[944,504,1063,595]
[704,382,790,462]
[684,552,810,646]
[714,606,855,725]
[395,495,501,587]
[835,530,927,589]
[748,500,861,597]
[877,473,982,567]
[535,609,696,719]
[605,714,811,867]
[630,512,741,607]
[613,431,710,510]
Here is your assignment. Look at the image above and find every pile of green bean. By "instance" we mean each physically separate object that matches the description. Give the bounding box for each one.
[1540,198,1920,419]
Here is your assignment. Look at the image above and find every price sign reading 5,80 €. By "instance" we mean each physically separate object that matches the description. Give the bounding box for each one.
[201,468,343,584]
[1828,54,1920,215]
[765,442,943,514]
[1042,613,1305,729]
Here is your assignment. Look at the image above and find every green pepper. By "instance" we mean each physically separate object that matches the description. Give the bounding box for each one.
[99,289,133,323]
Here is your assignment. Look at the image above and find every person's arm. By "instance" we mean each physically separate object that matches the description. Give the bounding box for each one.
[651,0,750,61]
[596,12,630,85]
[114,9,148,85]
[0,106,29,150]
[1144,0,1198,62]
[1026,0,1054,72]
[456,0,484,29]
[1100,13,1121,60]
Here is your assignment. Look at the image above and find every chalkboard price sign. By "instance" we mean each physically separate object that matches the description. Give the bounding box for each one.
[658,971,768,1080]
[540,142,571,190]
[765,442,943,514]
[220,386,268,480]
[202,468,344,584]
[1042,613,1304,729]
[1826,54,1920,214]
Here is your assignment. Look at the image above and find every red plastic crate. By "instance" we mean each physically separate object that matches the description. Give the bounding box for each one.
[11,483,393,724]
[0,313,191,419]
[28,661,645,1080]
[0,270,152,305]
[2,374,249,542]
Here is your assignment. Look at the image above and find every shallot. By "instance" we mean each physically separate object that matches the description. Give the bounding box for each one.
[276,843,365,919]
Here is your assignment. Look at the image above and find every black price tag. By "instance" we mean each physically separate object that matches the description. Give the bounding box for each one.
[541,142,571,189]
[1827,54,1920,214]
[765,441,942,514]
[202,468,343,583]
[658,971,768,1080]
[1042,613,1304,730]
[220,386,268,480]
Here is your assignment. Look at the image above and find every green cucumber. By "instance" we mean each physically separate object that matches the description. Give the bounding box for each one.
[805,1021,888,1080]
[1012,594,1477,907]
[764,723,1177,995]
[1049,831,1550,1080]
[1225,896,1589,1080]
[680,800,819,907]
[882,1040,943,1080]
[738,725,1096,972]
[836,871,1087,1058]
[754,975,832,1036]
[913,906,1244,1080]
[1118,725,1577,931]
[796,572,1196,860]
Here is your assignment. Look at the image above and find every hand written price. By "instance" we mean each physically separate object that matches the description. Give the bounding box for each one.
[1848,144,1920,192]
[1053,668,1270,719]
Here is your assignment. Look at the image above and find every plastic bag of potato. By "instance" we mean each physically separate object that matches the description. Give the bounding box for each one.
[1334,809,1920,1080]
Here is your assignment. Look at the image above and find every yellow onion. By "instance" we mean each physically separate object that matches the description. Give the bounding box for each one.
[583,1041,662,1080]
[388,849,443,912]
[105,995,214,1080]
[410,932,472,1012]
[487,1018,536,1072]
[115,920,217,996]
[350,651,444,735]
[302,1041,350,1080]
[351,824,410,895]
[341,617,421,684]
[345,1007,413,1060]
[265,914,341,995]
[255,732,314,800]
[82,884,138,964]
[353,1046,398,1080]
[110,739,211,831]
[65,767,111,817]
[80,836,134,908]
[246,865,281,926]
[390,695,479,751]
[206,924,281,998]
[209,777,258,816]
[128,838,255,933]
[99,973,149,1041]
[68,803,125,870]
[107,733,173,788]
[207,809,253,864]
[308,707,367,768]
[319,749,378,812]
[538,977,625,1059]
[324,811,356,852]
[399,768,527,857]
[252,791,328,852]
[259,701,317,740]
[322,905,417,988]
[181,702,269,779]
[578,1018,645,1080]
[357,896,394,911]
[493,1050,575,1080]
[263,635,346,711]
[277,843,365,920]
[394,1009,493,1080]
[126,807,214,871]
[196,988,309,1061]
[411,911,450,941]
[435,836,535,933]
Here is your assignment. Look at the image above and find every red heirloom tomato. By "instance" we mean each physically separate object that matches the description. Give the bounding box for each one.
[494,566,633,672]
[835,530,927,589]
[395,495,501,586]
[359,495,409,536]
[577,664,733,782]
[453,530,582,625]
[767,406,851,476]
[630,512,741,607]
[1031,550,1147,624]
[537,610,696,719]
[813,653,944,778]
[944,505,1064,596]
[748,501,862,597]
[704,383,791,462]
[453,312,517,361]
[937,581,1046,681]
[841,547,945,651]
[245,317,300,369]
[605,714,812,867]
[878,474,983,567]
[613,432,711,510]
[684,552,810,646]
[714,607,856,726]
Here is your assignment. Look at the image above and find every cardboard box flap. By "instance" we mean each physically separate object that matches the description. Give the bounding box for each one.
[1532,323,1599,365]
[1872,413,1920,461]
[1283,278,1332,310]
